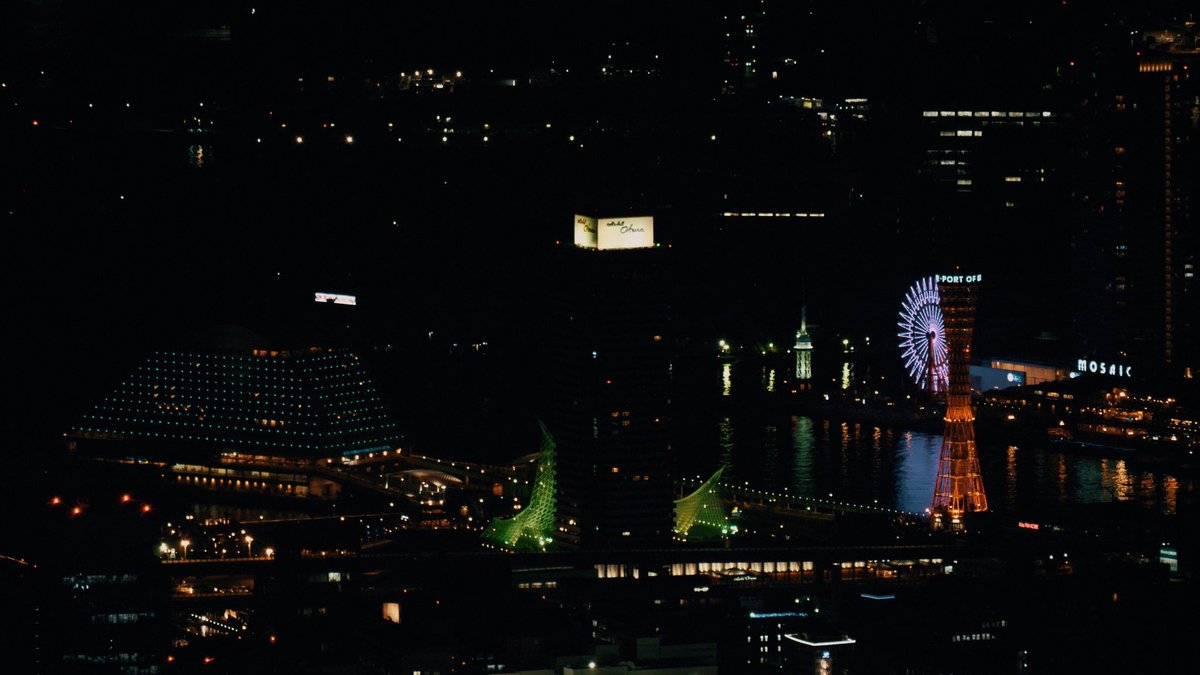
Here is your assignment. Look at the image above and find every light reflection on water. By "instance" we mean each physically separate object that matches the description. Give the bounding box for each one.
[895,431,939,514]
[792,417,815,498]
[680,415,1190,516]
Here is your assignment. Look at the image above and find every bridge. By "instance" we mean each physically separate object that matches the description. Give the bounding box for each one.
[680,477,926,520]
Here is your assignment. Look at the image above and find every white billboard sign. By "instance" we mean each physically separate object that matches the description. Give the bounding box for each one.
[574,214,598,249]
[597,216,654,250]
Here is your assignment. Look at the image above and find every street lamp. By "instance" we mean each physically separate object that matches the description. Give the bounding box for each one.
[180,539,190,560]
[244,535,254,557]
[264,547,275,559]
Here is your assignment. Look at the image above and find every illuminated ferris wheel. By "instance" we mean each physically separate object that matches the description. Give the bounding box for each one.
[898,276,949,393]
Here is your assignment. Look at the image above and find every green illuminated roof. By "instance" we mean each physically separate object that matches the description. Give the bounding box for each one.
[69,348,402,457]
[482,422,557,552]
[674,467,734,541]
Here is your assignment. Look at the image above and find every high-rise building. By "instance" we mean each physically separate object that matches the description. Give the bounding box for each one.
[1139,32,1199,376]
[794,306,813,387]
[1072,26,1199,378]
[719,1,767,95]
[549,218,673,549]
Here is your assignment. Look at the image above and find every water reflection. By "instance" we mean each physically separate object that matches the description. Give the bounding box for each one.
[763,425,778,490]
[1005,445,1018,509]
[791,417,815,498]
[895,431,939,514]
[678,414,1191,517]
[1163,476,1178,515]
[718,417,734,471]
[1111,460,1131,501]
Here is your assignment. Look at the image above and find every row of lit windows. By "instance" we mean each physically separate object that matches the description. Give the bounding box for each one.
[74,426,395,450]
[922,110,1054,118]
[77,425,308,447]
[89,409,392,434]
[90,612,155,624]
[952,633,996,642]
[127,393,386,418]
[81,415,397,439]
[176,474,308,495]
[63,574,139,588]
[156,349,346,363]
[98,400,390,424]
[140,363,366,383]
[105,390,388,419]
[94,404,319,426]
[173,464,306,481]
[130,375,312,394]
[134,370,381,391]
[149,352,365,372]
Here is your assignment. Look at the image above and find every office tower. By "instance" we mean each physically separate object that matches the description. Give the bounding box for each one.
[549,218,673,549]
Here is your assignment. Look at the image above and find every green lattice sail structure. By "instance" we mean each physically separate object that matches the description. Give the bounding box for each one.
[482,422,558,552]
[674,466,734,542]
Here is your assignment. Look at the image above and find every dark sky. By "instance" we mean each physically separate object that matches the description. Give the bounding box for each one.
[4,0,1197,453]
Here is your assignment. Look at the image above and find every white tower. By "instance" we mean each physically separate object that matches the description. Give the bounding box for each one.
[795,306,813,383]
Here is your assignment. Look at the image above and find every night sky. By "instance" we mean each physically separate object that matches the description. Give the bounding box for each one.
[4,0,1197,451]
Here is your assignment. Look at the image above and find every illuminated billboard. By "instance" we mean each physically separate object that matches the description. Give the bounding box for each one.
[315,292,357,306]
[574,214,598,249]
[573,214,656,250]
[597,216,654,250]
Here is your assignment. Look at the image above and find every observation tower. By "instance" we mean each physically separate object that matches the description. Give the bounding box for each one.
[929,274,988,531]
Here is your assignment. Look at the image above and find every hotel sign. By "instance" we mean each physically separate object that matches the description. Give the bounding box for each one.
[598,216,654,250]
[573,214,655,250]
[574,214,598,249]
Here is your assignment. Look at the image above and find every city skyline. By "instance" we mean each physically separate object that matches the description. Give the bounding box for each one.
[3,2,1198,673]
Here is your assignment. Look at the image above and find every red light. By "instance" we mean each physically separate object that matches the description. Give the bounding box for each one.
[31,120,39,126]
[166,655,175,663]
[71,506,82,516]
[121,494,132,503]
[50,497,61,506]
[269,635,277,644]
[142,504,152,513]
[203,657,215,664]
